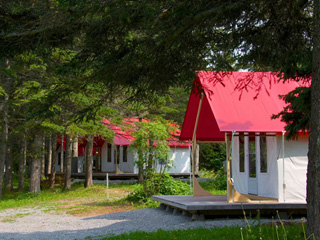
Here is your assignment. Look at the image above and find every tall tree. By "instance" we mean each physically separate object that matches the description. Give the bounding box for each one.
[49,134,58,189]
[46,136,52,176]
[29,134,43,193]
[4,138,13,190]
[0,58,11,198]
[84,134,93,188]
[308,0,320,236]
[18,133,27,191]
[64,134,73,190]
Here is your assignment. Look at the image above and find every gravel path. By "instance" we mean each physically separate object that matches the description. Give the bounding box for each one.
[0,207,300,240]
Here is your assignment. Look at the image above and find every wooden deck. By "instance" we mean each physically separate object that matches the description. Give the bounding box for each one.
[151,195,307,218]
[71,172,195,180]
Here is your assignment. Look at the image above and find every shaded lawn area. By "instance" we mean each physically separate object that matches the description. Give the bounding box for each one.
[0,182,139,216]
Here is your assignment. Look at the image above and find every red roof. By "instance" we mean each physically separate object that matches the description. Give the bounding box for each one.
[103,118,189,148]
[180,71,309,141]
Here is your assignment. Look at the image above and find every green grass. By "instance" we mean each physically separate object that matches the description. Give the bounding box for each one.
[91,223,307,240]
[0,181,139,213]
[1,177,226,215]
[0,213,31,223]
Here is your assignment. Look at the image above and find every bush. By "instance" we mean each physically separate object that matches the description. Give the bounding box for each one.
[199,169,227,192]
[211,170,227,190]
[127,173,190,204]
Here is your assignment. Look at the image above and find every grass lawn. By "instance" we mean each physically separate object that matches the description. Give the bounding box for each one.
[0,175,226,217]
[1,178,312,240]
[0,181,140,216]
[91,223,309,240]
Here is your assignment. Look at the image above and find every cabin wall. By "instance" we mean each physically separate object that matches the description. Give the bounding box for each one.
[169,147,191,173]
[277,135,308,203]
[56,143,191,175]
[118,146,135,173]
[101,143,109,172]
[131,147,191,174]
[155,147,191,173]
[100,143,135,173]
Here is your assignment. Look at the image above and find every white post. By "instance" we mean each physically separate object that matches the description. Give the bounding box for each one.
[106,173,109,203]
[189,141,192,195]
[231,131,236,203]
[282,131,286,202]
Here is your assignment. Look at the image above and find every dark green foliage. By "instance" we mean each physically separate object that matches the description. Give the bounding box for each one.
[164,87,191,125]
[207,170,227,191]
[127,173,190,203]
[199,143,226,171]
[272,87,311,139]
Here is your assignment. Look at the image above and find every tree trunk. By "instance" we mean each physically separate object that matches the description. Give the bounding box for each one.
[64,134,72,190]
[0,58,10,198]
[72,137,78,157]
[84,135,93,188]
[147,139,154,171]
[29,135,42,193]
[50,134,57,189]
[41,136,45,179]
[60,134,64,172]
[72,136,78,173]
[137,118,144,183]
[4,141,13,190]
[46,136,52,176]
[18,133,27,191]
[0,107,7,197]
[307,1,320,238]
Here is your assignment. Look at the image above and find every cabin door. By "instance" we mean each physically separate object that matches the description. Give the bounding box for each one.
[105,144,115,172]
[248,139,258,194]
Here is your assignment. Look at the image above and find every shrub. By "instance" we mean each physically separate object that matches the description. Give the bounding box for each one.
[199,169,227,192]
[127,173,190,204]
[212,170,227,190]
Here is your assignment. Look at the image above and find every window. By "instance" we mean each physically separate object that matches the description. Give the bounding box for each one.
[239,133,245,172]
[260,136,267,173]
[116,146,120,164]
[249,137,256,178]
[123,146,127,162]
[107,144,112,162]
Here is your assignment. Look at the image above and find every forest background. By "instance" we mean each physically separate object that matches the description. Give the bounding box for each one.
[0,0,319,237]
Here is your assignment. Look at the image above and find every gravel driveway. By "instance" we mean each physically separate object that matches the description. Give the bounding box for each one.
[0,207,299,240]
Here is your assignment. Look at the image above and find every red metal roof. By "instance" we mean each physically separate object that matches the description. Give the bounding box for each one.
[180,71,309,142]
[103,118,189,148]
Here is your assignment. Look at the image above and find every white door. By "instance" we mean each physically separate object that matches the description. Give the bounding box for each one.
[119,146,134,172]
[248,140,258,194]
[105,144,115,172]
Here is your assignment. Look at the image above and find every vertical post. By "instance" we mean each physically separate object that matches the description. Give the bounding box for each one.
[282,131,286,202]
[106,173,109,203]
[189,141,192,195]
[115,146,119,174]
[226,133,230,202]
[231,131,236,202]
[191,92,211,196]
[192,93,203,175]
